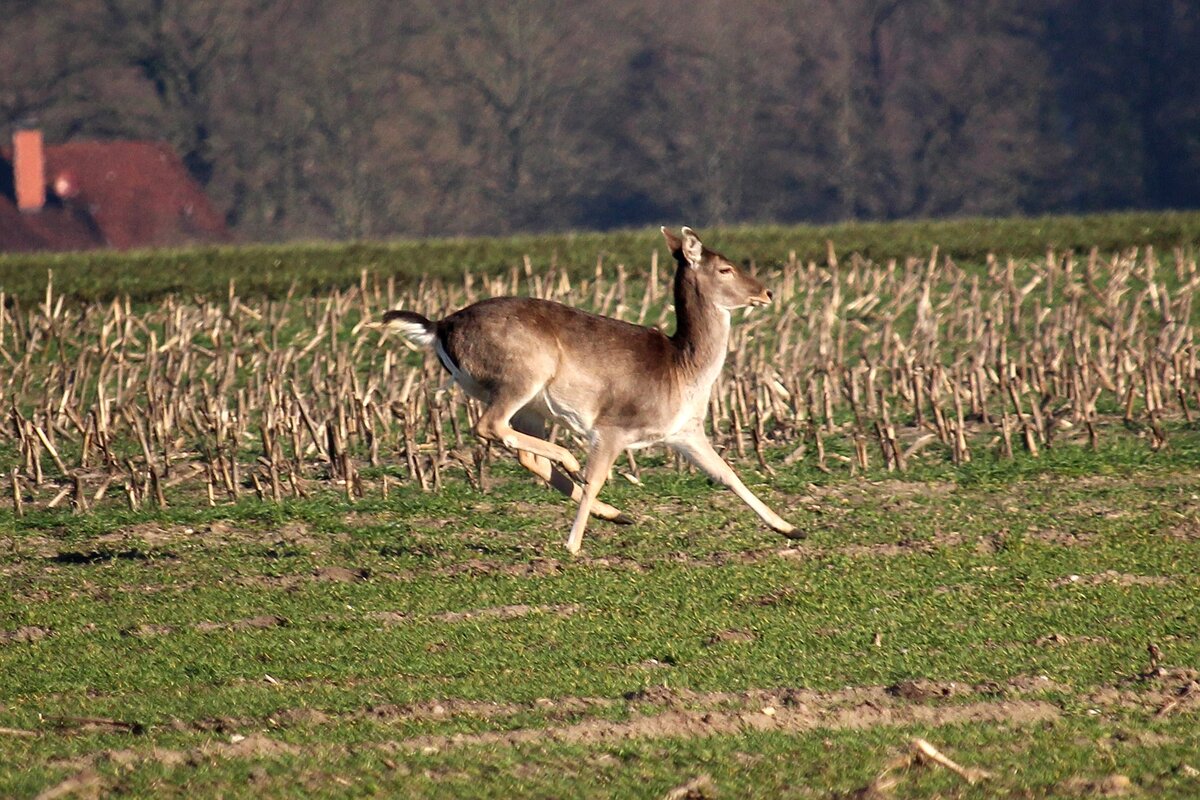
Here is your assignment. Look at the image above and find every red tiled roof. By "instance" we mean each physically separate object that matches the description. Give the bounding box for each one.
[0,199,50,250]
[1,140,230,252]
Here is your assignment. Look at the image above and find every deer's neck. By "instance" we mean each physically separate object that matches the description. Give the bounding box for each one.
[670,267,730,380]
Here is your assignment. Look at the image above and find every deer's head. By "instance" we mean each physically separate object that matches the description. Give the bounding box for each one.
[661,226,773,311]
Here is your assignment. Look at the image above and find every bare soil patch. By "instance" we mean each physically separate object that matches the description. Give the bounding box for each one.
[1166,519,1200,541]
[99,523,192,548]
[1028,528,1097,547]
[33,768,102,800]
[803,479,956,505]
[1059,774,1135,796]
[428,556,570,579]
[268,708,331,727]
[235,563,369,589]
[121,623,175,638]
[56,733,300,773]
[47,671,1199,784]
[360,697,599,726]
[370,603,580,626]
[63,520,327,552]
[887,679,973,702]
[428,603,579,623]
[1084,668,1200,715]
[53,675,1078,744]
[0,625,52,644]
[776,541,931,560]
[391,698,1059,753]
[992,674,1073,695]
[743,586,798,606]
[10,535,61,558]
[703,629,757,646]
[1034,633,1111,647]
[1051,571,1174,588]
[312,565,369,583]
[194,615,287,633]
[234,574,304,590]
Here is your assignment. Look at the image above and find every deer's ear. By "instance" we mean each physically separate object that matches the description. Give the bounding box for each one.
[681,226,704,267]
[660,226,683,255]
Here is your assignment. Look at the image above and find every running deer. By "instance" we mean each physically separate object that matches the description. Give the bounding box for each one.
[382,226,800,553]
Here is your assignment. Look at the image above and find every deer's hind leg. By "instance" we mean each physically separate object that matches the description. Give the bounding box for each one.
[474,390,585,482]
[512,411,632,525]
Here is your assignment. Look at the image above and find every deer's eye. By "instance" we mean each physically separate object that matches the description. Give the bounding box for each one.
[718,266,734,275]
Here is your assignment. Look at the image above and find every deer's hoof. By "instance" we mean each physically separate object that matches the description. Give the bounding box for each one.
[610,512,635,526]
[560,453,583,476]
[777,524,807,540]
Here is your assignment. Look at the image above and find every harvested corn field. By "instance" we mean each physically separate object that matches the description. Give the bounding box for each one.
[0,242,1197,511]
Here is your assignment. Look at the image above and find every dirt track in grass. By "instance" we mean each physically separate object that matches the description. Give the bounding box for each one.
[41,669,1200,775]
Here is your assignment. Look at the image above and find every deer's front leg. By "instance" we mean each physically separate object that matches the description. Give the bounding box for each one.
[669,430,804,539]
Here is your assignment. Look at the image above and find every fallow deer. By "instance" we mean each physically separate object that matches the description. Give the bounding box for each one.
[382,226,800,553]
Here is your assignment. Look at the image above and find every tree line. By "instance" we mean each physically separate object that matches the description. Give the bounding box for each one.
[3,0,1197,242]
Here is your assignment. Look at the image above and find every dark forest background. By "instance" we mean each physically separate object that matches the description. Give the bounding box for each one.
[4,0,1198,242]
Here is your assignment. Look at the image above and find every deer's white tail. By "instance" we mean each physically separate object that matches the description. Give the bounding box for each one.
[382,310,436,349]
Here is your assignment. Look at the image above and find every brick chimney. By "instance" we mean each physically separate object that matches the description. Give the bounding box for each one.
[13,129,46,213]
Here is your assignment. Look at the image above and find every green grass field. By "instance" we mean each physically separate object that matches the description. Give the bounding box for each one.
[2,436,1199,798]
[2,213,1199,798]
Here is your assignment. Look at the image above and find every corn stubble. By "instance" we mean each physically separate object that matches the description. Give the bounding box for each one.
[1,244,1196,514]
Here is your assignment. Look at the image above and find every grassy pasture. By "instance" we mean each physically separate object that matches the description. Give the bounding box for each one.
[2,215,1200,797]
[3,448,1200,797]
